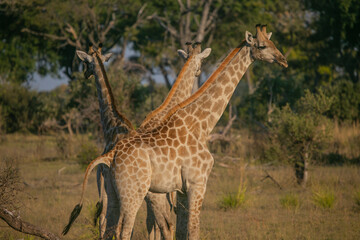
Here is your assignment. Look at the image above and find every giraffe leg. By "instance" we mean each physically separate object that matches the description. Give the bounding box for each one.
[114,190,148,240]
[187,185,206,240]
[146,192,174,240]
[97,165,120,239]
[175,192,189,240]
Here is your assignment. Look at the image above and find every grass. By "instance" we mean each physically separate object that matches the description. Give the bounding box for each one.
[219,183,247,210]
[1,133,360,239]
[354,189,360,210]
[279,193,300,210]
[312,188,336,209]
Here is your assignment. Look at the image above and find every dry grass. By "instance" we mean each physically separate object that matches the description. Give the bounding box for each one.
[0,133,360,239]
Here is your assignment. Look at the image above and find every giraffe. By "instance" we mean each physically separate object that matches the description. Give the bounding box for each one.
[66,24,287,240]
[64,42,211,239]
[71,43,136,239]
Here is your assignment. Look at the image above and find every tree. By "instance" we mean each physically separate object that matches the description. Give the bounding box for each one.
[268,89,334,186]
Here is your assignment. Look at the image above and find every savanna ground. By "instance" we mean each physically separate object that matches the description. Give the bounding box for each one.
[0,124,360,240]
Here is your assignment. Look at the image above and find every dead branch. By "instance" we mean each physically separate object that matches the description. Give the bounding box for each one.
[0,207,60,240]
[261,169,283,190]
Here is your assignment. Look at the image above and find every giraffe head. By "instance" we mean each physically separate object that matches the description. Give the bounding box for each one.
[177,42,212,76]
[76,43,113,79]
[245,24,288,68]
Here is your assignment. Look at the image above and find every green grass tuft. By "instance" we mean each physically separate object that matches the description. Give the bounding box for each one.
[312,188,335,209]
[354,189,360,210]
[280,193,300,210]
[219,182,246,210]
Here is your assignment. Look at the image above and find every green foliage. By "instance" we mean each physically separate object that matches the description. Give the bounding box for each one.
[312,188,335,209]
[0,83,46,133]
[321,80,360,121]
[77,141,100,168]
[267,89,334,164]
[219,182,247,210]
[280,193,300,210]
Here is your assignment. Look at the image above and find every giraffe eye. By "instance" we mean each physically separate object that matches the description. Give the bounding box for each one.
[258,45,266,49]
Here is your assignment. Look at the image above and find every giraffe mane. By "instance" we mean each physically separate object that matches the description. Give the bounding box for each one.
[162,40,247,121]
[141,55,193,126]
[94,53,135,131]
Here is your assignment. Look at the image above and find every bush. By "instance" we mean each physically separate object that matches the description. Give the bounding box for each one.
[77,141,100,168]
[312,188,335,209]
[266,89,334,186]
[280,193,300,210]
[56,134,74,159]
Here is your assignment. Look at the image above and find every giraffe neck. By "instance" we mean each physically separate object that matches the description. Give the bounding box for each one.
[93,55,133,146]
[165,42,252,140]
[140,55,196,130]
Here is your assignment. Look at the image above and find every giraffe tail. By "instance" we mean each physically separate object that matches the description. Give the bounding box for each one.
[62,151,114,235]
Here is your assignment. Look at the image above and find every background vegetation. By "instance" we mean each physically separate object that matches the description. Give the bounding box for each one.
[0,0,359,239]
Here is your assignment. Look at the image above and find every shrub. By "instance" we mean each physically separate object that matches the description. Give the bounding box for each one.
[280,193,300,210]
[77,141,100,168]
[312,188,335,209]
[55,134,74,159]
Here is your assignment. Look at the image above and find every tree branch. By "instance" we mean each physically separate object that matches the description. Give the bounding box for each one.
[0,207,60,240]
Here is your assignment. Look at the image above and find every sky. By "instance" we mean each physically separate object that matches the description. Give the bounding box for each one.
[29,72,68,91]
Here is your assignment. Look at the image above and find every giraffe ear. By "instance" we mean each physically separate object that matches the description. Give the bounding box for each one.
[76,50,93,62]
[199,48,211,59]
[101,53,113,62]
[267,32,272,40]
[245,31,254,45]
[177,49,188,59]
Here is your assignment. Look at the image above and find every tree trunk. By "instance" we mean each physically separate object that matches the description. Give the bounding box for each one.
[295,149,309,187]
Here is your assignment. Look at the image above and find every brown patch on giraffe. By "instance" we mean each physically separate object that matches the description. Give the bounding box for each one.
[237,69,243,79]
[176,158,182,165]
[157,139,166,146]
[179,135,187,144]
[202,100,212,110]
[169,148,176,160]
[224,85,233,96]
[138,161,147,168]
[173,139,180,148]
[228,66,235,76]
[166,138,173,145]
[234,64,239,71]
[166,162,174,171]
[139,150,147,159]
[161,147,168,156]
[174,118,184,127]
[201,121,208,131]
[201,163,208,173]
[177,126,187,136]
[168,128,177,139]
[178,146,190,157]
[190,146,197,154]
[187,134,196,146]
[184,115,195,126]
